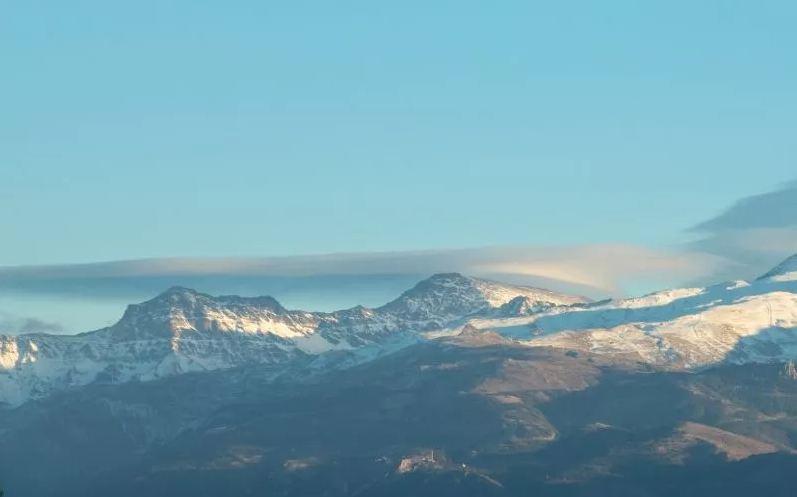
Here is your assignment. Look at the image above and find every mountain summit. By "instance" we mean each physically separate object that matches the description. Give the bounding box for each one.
[111,285,293,341]
[379,272,588,326]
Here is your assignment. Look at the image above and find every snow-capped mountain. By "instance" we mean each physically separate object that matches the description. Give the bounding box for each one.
[0,273,585,407]
[5,254,797,409]
[462,254,797,370]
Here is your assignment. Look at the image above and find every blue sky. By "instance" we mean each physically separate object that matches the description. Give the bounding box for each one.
[2,1,795,266]
[2,2,797,332]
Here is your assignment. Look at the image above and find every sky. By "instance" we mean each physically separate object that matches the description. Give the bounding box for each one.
[1,1,796,332]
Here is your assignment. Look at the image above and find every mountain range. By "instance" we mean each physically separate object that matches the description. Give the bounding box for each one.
[0,274,586,407]
[2,255,797,496]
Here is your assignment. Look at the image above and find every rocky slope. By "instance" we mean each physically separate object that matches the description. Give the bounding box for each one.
[0,273,585,407]
[2,335,797,497]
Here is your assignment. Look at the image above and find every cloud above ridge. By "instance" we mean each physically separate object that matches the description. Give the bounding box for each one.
[688,180,797,281]
[0,312,64,335]
[3,245,726,334]
[0,244,724,300]
[6,180,797,334]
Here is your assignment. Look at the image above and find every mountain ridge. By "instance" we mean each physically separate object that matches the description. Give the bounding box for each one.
[463,253,797,370]
[0,272,584,407]
[3,254,797,409]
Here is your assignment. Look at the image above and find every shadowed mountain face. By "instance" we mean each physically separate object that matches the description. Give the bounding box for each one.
[3,257,797,496]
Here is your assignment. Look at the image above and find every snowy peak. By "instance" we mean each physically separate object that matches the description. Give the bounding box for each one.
[0,274,590,407]
[469,277,589,308]
[397,273,474,296]
[106,274,574,344]
[758,253,797,282]
[106,286,300,342]
[379,273,490,316]
[378,272,587,325]
[145,286,286,313]
[155,285,203,300]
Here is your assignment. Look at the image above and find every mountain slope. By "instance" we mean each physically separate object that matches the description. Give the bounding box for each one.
[462,254,797,370]
[2,335,797,497]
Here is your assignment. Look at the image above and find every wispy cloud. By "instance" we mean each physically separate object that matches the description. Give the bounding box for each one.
[4,182,796,335]
[471,245,726,293]
[688,180,797,281]
[692,180,797,232]
[11,246,720,334]
[0,244,724,300]
[0,312,64,335]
